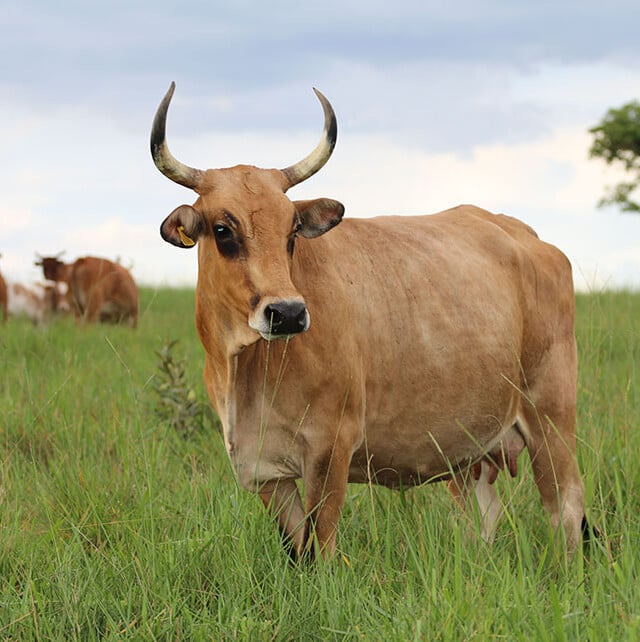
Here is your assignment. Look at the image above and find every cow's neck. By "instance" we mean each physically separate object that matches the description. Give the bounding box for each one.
[58,263,72,285]
[195,291,272,430]
[199,324,285,405]
[198,310,291,464]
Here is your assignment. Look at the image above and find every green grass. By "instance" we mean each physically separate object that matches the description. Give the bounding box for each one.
[1,288,639,640]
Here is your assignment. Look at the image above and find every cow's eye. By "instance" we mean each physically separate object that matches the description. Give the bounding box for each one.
[288,218,302,255]
[213,223,241,259]
[213,224,233,241]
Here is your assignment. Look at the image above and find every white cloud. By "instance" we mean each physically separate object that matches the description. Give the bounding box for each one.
[0,205,34,236]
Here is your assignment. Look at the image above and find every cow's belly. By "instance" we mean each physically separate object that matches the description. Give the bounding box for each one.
[349,361,522,488]
[348,413,517,488]
[346,289,524,487]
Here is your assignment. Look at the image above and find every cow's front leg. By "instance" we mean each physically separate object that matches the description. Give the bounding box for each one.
[302,443,351,560]
[259,479,306,560]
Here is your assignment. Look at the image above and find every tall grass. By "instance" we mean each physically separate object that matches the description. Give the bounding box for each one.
[1,288,639,640]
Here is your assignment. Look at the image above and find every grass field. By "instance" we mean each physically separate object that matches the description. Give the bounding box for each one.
[1,287,639,640]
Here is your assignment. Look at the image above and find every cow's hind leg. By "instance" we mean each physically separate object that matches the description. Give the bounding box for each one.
[520,342,585,554]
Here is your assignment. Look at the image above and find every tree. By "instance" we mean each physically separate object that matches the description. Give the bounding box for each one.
[589,101,640,213]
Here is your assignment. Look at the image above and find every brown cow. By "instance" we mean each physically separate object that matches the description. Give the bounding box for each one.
[36,256,138,327]
[150,82,588,560]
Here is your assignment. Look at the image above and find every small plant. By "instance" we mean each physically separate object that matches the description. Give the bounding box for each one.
[151,339,211,438]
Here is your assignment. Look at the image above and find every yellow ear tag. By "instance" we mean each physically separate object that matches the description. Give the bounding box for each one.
[177,225,195,247]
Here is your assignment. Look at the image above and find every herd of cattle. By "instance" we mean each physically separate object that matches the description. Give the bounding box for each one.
[0,254,138,327]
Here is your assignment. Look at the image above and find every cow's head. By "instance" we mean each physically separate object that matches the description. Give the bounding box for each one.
[35,255,66,282]
[151,83,344,348]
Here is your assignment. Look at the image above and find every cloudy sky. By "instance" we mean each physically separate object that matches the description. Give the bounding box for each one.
[2,0,640,290]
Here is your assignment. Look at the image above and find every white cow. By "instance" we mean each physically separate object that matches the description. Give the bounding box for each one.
[7,280,70,325]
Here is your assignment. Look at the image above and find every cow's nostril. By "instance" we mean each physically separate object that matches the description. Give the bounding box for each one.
[264,301,307,335]
[266,306,284,328]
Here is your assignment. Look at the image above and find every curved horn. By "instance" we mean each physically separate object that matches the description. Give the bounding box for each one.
[150,82,204,190]
[281,88,337,190]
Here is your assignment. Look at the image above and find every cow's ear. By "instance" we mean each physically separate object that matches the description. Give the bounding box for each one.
[160,204,204,248]
[294,198,345,239]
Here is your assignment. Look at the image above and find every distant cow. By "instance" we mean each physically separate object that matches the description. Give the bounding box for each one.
[150,83,589,560]
[7,280,70,325]
[36,256,138,327]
